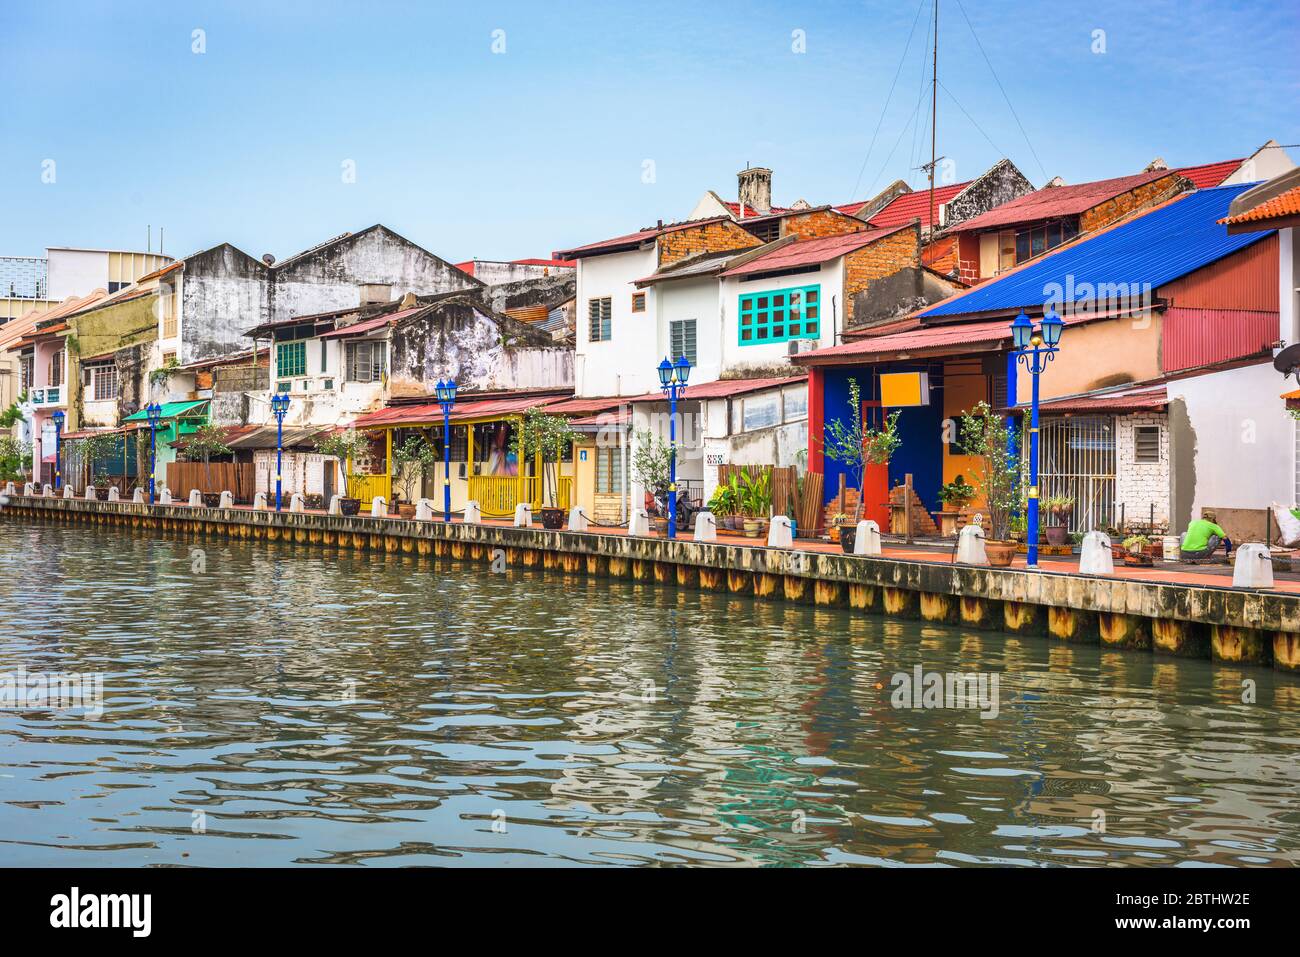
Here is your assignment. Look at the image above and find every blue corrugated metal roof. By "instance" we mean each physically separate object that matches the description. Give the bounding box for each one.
[919,183,1274,319]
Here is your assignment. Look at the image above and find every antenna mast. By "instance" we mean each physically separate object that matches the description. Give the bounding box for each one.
[928,0,939,236]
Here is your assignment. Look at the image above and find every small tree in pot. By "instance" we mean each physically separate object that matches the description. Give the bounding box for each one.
[822,377,901,547]
[314,429,372,515]
[392,434,437,518]
[957,401,1020,566]
[631,428,672,533]
[510,408,578,528]
[1043,495,1074,546]
[80,432,121,500]
[182,424,233,507]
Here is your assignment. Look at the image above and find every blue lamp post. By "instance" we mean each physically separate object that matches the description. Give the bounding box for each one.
[145,402,163,505]
[1011,309,1064,569]
[435,379,457,523]
[270,392,291,511]
[657,354,691,539]
[51,409,65,490]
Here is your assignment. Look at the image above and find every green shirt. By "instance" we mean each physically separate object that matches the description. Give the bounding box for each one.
[1182,519,1226,552]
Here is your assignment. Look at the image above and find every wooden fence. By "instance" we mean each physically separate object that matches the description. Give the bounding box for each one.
[167,462,256,501]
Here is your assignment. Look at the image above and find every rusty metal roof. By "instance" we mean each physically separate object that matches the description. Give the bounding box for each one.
[719,225,908,277]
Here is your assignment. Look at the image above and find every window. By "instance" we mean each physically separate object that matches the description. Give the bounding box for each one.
[49,349,65,388]
[276,381,291,393]
[782,384,807,422]
[738,284,820,346]
[345,340,386,383]
[276,340,307,378]
[19,354,32,391]
[161,291,177,339]
[162,351,176,367]
[1134,425,1161,463]
[1014,219,1079,265]
[588,297,612,342]
[595,446,624,494]
[431,425,468,462]
[321,341,328,372]
[631,292,646,313]
[90,364,118,401]
[669,319,697,365]
[997,231,1016,273]
[741,392,781,431]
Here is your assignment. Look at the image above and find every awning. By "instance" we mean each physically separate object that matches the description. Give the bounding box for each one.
[626,374,807,403]
[1027,385,1167,415]
[223,426,324,451]
[792,320,1012,367]
[351,393,573,429]
[122,399,209,422]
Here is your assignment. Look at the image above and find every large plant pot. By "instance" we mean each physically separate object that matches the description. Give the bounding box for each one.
[1124,553,1154,567]
[742,519,761,538]
[985,541,1017,567]
[651,517,669,536]
[94,486,110,502]
[397,503,417,520]
[339,497,361,516]
[540,507,565,530]
[201,492,221,508]
[839,526,856,554]
[1044,524,1069,547]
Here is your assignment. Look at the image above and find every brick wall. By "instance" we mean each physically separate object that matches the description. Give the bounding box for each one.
[921,235,959,275]
[1115,411,1170,533]
[658,220,761,267]
[1080,173,1186,234]
[781,209,867,241]
[842,229,921,326]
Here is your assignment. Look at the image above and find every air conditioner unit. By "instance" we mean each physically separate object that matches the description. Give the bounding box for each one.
[787,338,818,355]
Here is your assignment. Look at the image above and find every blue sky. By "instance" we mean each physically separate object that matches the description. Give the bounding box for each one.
[1,0,1296,265]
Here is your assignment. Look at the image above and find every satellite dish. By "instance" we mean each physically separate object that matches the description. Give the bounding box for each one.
[1274,343,1300,382]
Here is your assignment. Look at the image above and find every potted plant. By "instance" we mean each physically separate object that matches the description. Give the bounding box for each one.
[181,423,233,507]
[1122,534,1153,566]
[0,436,31,485]
[723,474,745,530]
[392,434,437,519]
[1043,495,1074,546]
[632,428,673,534]
[937,475,975,512]
[738,469,772,538]
[512,408,578,529]
[303,492,324,510]
[956,401,1020,567]
[79,432,120,501]
[823,377,902,552]
[314,429,372,516]
[706,482,735,532]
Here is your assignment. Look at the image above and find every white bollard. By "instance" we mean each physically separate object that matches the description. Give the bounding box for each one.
[108,487,120,502]
[289,492,306,513]
[693,511,717,542]
[512,503,532,527]
[415,498,435,521]
[160,488,174,505]
[568,505,588,532]
[854,520,882,556]
[133,488,145,503]
[1079,531,1114,576]
[326,494,340,515]
[1232,543,1274,589]
[3,482,13,496]
[84,486,96,500]
[955,522,988,565]
[64,486,74,499]
[254,491,269,511]
[371,496,388,518]
[219,490,234,508]
[23,483,34,496]
[767,515,794,548]
[188,489,202,507]
[464,500,482,524]
[627,507,649,536]
[42,484,53,496]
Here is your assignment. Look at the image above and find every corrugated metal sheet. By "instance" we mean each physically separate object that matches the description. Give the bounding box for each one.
[720,225,906,277]
[919,184,1274,319]
[1160,233,1278,311]
[1161,307,1276,372]
[1033,385,1167,413]
[625,374,807,403]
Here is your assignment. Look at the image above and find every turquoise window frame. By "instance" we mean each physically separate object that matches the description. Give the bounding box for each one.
[737,284,821,346]
[276,340,307,378]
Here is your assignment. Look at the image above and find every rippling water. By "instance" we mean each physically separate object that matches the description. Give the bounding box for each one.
[1,520,1298,867]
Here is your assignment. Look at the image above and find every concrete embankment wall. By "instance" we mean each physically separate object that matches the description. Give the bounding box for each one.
[5,496,1299,675]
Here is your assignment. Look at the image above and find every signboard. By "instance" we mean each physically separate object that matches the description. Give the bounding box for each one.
[879,371,931,407]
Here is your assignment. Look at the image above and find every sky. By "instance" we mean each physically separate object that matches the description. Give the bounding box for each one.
[1,0,1297,266]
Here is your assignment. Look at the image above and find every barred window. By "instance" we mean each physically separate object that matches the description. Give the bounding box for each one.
[1134,425,1160,463]
[669,319,697,365]
[588,297,612,342]
[345,340,386,383]
[91,364,118,401]
[596,446,624,494]
[276,340,306,378]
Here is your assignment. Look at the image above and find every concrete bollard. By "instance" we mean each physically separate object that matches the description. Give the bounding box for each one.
[23,483,34,496]
[512,503,532,527]
[464,500,481,524]
[64,486,74,499]
[955,522,988,565]
[415,498,435,521]
[1232,543,1274,589]
[160,488,174,505]
[42,484,53,496]
[289,492,306,513]
[254,491,269,511]
[219,490,234,508]
[371,496,388,518]
[326,494,340,515]
[569,505,588,532]
[627,507,649,537]
[108,487,120,501]
[767,515,794,548]
[3,482,13,496]
[85,486,97,500]
[188,489,202,507]
[693,511,717,542]
[854,520,882,556]
[1079,531,1114,576]
[133,488,145,503]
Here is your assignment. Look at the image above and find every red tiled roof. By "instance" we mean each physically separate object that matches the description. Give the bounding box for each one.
[350,393,572,428]
[1221,183,1300,227]
[554,216,731,260]
[626,374,806,403]
[543,396,625,415]
[719,225,907,277]
[512,257,575,268]
[317,307,422,340]
[1175,159,1244,190]
[866,182,971,229]
[950,171,1172,233]
[1031,385,1167,414]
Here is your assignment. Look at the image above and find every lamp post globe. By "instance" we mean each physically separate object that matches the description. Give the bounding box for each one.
[1041,309,1064,347]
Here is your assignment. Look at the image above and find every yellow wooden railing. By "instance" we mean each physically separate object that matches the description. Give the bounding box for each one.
[468,475,573,517]
[350,474,391,511]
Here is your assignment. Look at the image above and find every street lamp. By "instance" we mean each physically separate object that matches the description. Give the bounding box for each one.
[51,410,65,490]
[435,378,457,523]
[270,392,291,511]
[146,402,163,505]
[1011,308,1064,569]
[657,354,691,539]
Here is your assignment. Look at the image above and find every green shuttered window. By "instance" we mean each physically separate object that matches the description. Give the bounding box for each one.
[276,340,306,378]
[738,284,820,346]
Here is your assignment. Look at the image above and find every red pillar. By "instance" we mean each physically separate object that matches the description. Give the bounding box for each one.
[807,366,824,475]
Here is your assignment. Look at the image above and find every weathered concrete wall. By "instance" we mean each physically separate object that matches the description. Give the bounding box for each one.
[181,244,270,363]
[942,158,1036,230]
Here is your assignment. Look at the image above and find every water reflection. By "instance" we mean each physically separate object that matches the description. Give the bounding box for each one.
[0,521,1297,867]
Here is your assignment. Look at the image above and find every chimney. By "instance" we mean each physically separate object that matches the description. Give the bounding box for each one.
[737,165,773,215]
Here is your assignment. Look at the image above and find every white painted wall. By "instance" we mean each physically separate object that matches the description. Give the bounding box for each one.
[1223,141,1295,187]
[1115,411,1170,532]
[573,248,658,397]
[654,276,723,383]
[46,250,105,300]
[718,263,841,376]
